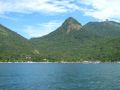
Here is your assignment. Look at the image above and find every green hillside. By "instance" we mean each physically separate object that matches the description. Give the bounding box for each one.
[0,17,120,62]
[30,17,120,62]
[0,24,33,62]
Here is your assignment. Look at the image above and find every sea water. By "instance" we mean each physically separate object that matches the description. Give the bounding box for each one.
[0,63,120,90]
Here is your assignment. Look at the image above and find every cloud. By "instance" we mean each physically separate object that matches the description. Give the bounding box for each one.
[0,0,120,21]
[79,0,120,21]
[24,20,62,38]
[0,0,79,14]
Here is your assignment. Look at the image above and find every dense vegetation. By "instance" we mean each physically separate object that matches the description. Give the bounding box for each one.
[0,24,33,62]
[0,17,120,62]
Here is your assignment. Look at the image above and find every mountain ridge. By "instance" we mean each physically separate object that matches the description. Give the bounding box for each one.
[0,17,120,62]
[0,24,34,62]
[30,17,120,62]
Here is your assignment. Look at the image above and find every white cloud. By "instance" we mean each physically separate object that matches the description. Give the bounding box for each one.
[0,0,78,14]
[79,0,120,21]
[0,0,120,21]
[24,21,62,38]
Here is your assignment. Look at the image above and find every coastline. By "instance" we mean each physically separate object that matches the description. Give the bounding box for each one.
[0,61,120,64]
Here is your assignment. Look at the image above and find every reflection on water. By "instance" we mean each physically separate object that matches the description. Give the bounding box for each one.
[0,63,120,90]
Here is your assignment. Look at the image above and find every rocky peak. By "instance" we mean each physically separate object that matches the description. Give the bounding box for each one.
[61,17,82,33]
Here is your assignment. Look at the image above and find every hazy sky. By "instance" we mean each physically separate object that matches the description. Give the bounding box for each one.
[0,0,120,39]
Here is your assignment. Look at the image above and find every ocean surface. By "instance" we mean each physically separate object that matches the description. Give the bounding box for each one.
[0,63,120,90]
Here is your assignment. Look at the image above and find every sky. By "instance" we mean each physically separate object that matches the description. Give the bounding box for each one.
[0,0,120,39]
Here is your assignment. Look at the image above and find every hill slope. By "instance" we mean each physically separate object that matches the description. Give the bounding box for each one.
[0,17,120,62]
[0,24,33,62]
[30,17,120,62]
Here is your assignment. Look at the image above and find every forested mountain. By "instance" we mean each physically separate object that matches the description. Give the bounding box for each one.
[30,17,120,62]
[0,17,120,62]
[0,24,33,62]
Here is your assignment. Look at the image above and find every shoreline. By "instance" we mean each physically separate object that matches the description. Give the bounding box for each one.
[0,61,120,64]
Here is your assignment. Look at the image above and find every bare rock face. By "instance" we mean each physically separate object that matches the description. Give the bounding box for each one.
[61,17,82,34]
[66,20,82,33]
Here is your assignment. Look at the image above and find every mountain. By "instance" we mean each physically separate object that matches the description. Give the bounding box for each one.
[0,17,120,62]
[61,17,82,33]
[0,24,34,62]
[30,17,83,61]
[30,17,120,62]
